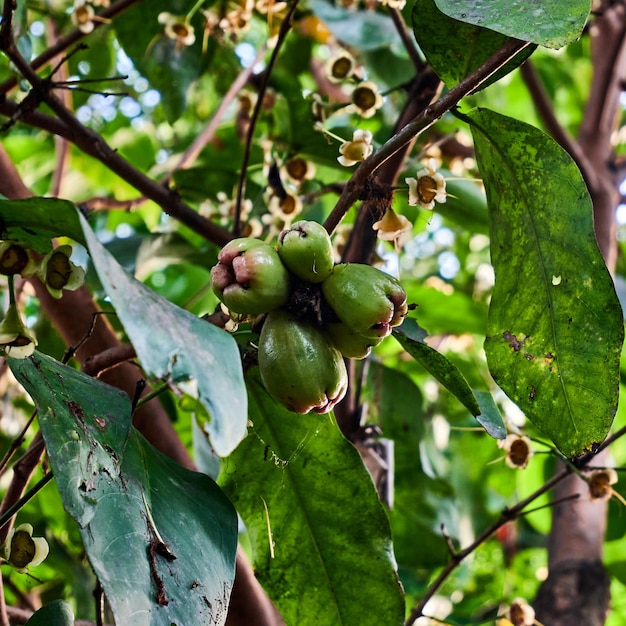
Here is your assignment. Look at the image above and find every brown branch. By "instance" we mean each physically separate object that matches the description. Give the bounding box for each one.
[323,38,532,235]
[388,6,425,73]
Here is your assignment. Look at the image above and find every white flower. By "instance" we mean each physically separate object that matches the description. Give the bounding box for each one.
[349,81,384,118]
[71,0,96,33]
[2,523,49,573]
[0,303,37,359]
[37,245,85,299]
[377,0,406,8]
[338,129,373,167]
[267,191,302,223]
[324,51,356,83]
[158,12,196,46]
[406,158,447,210]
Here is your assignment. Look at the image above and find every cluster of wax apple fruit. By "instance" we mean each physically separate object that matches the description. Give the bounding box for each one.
[210,220,408,414]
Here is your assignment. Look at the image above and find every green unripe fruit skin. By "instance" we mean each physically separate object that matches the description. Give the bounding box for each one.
[324,320,383,359]
[277,220,335,283]
[211,238,290,315]
[258,310,348,414]
[322,263,407,338]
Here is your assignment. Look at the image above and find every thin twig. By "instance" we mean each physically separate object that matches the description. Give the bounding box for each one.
[388,7,425,73]
[0,43,233,247]
[234,0,300,235]
[0,0,141,97]
[0,409,38,478]
[324,38,532,236]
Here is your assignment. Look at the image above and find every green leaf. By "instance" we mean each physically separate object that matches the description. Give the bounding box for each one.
[473,389,506,439]
[80,212,247,456]
[25,600,74,626]
[412,0,535,89]
[219,371,405,626]
[393,318,481,417]
[467,107,624,457]
[114,1,214,122]
[10,352,238,626]
[0,198,85,252]
[433,0,591,49]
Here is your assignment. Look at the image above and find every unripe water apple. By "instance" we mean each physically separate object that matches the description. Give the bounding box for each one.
[324,320,384,359]
[277,220,335,283]
[258,309,348,414]
[322,263,407,338]
[211,238,290,315]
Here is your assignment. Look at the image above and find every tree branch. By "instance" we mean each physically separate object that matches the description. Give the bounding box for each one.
[324,38,532,235]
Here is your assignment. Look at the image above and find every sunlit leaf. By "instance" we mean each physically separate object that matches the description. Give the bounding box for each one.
[80,212,247,457]
[219,371,405,626]
[434,0,590,49]
[10,352,238,626]
[468,107,623,457]
[413,0,535,89]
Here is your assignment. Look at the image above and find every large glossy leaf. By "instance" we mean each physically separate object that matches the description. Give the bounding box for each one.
[80,212,247,457]
[413,0,535,90]
[393,318,481,417]
[25,600,74,626]
[468,107,624,457]
[434,0,590,49]
[10,352,238,626]
[219,371,405,626]
[0,198,85,252]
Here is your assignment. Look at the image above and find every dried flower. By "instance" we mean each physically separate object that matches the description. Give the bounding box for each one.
[2,523,49,573]
[406,158,447,210]
[349,81,384,118]
[283,157,316,185]
[0,242,37,276]
[37,245,85,299]
[325,51,356,83]
[586,468,624,503]
[267,190,302,223]
[373,208,412,246]
[506,598,536,626]
[158,12,196,46]
[0,302,37,359]
[338,129,373,167]
[498,434,533,469]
